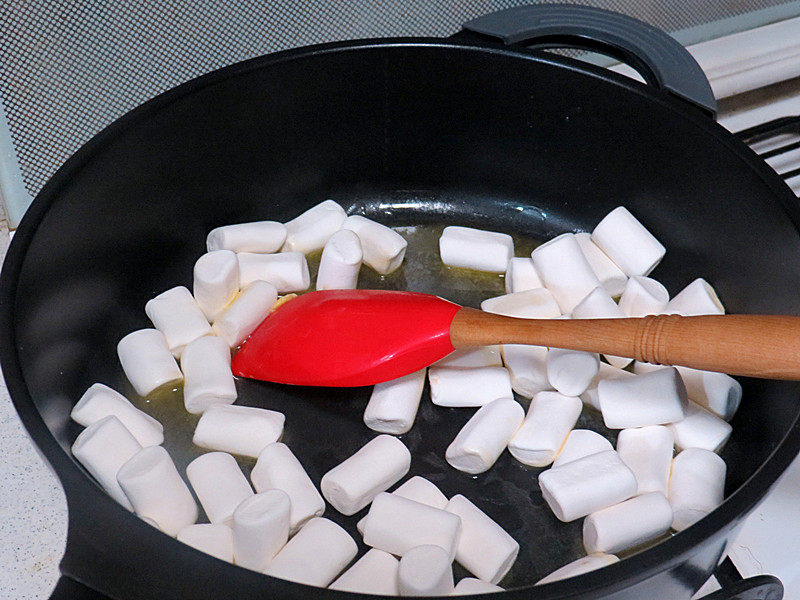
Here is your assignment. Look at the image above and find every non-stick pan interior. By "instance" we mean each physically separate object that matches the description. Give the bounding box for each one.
[10,43,800,588]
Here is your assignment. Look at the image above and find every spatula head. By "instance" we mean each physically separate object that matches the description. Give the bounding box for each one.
[231,289,461,387]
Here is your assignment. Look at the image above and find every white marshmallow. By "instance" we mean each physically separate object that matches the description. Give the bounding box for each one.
[363,492,462,560]
[177,524,234,563]
[531,233,601,313]
[454,578,504,594]
[207,221,287,254]
[193,250,240,322]
[575,233,627,297]
[71,383,163,447]
[435,346,502,368]
[439,226,514,273]
[72,415,141,509]
[505,257,543,293]
[546,349,600,397]
[251,442,325,534]
[571,286,632,368]
[265,517,357,587]
[536,554,620,584]
[316,229,362,290]
[117,445,198,535]
[282,200,347,254]
[117,329,183,397]
[668,401,732,452]
[193,404,285,458]
[329,549,400,595]
[552,429,613,468]
[181,336,237,414]
[583,492,673,554]
[398,545,455,596]
[508,391,582,467]
[320,434,411,515]
[237,251,310,292]
[231,490,291,571]
[591,206,665,277]
[616,426,674,495]
[580,362,634,411]
[186,452,253,525]
[446,398,525,474]
[428,366,513,408]
[145,286,212,357]
[480,288,561,319]
[357,476,448,535]
[668,448,726,531]
[664,278,725,316]
[364,368,426,435]
[342,215,408,274]
[501,344,550,398]
[618,276,669,317]
[446,495,519,584]
[538,450,638,522]
[212,280,277,347]
[598,367,687,429]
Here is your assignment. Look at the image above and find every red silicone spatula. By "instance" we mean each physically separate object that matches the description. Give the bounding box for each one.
[231,289,800,387]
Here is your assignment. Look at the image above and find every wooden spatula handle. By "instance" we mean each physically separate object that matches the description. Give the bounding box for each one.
[450,308,800,380]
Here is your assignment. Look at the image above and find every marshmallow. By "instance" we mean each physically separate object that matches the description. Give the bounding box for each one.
[145,286,212,357]
[316,229,362,290]
[501,344,550,398]
[599,367,687,429]
[435,346,502,368]
[571,286,632,368]
[237,252,310,292]
[329,549,400,595]
[117,329,183,397]
[186,452,253,524]
[207,221,287,254]
[439,226,514,273]
[616,426,674,495]
[429,366,513,408]
[231,490,291,571]
[363,492,462,560]
[282,200,347,254]
[193,404,285,458]
[181,336,237,414]
[583,492,673,554]
[668,448,726,531]
[508,391,582,467]
[446,398,525,474]
[265,517,357,587]
[454,578,504,594]
[575,233,627,297]
[177,524,234,563]
[536,553,620,584]
[212,280,277,347]
[552,429,613,468]
[357,476,448,535]
[398,545,455,596]
[580,362,634,411]
[664,278,725,316]
[505,257,543,293]
[618,276,669,317]
[342,215,408,274]
[591,206,665,277]
[547,349,600,397]
[531,233,601,313]
[480,288,561,319]
[446,495,519,584]
[117,445,198,535]
[72,415,141,509]
[320,434,411,515]
[538,450,638,522]
[71,383,163,447]
[193,250,240,322]
[251,442,325,534]
[364,368,426,435]
[668,401,732,452]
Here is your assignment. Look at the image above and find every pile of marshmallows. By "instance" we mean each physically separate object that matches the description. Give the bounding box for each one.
[67,200,740,594]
